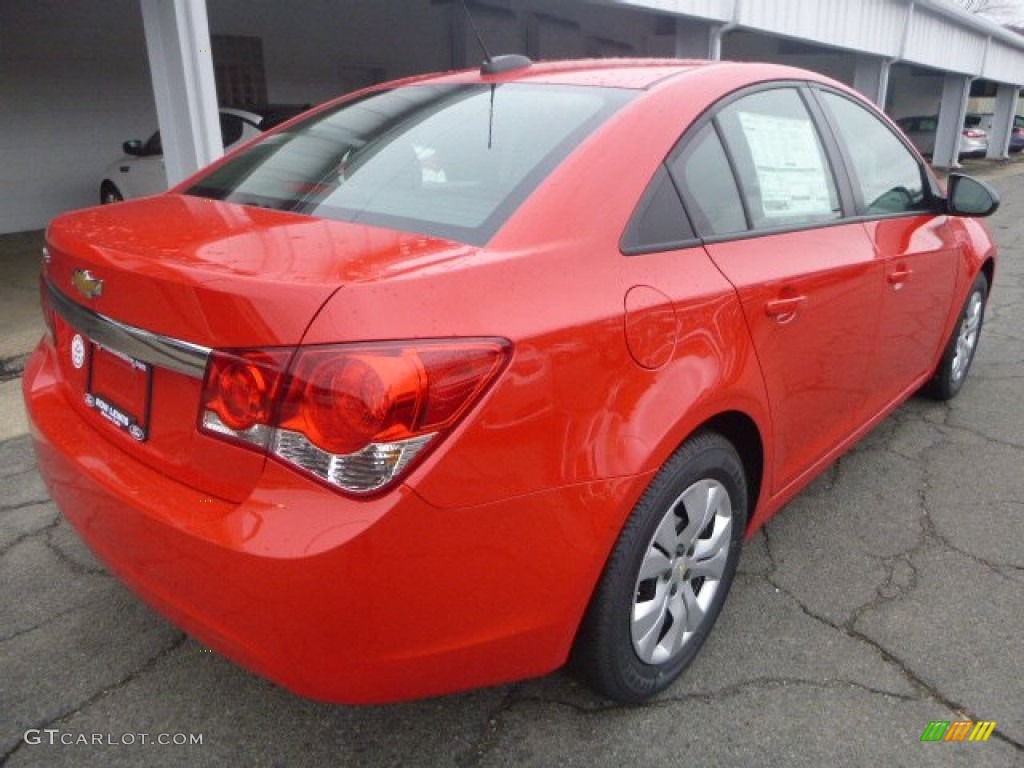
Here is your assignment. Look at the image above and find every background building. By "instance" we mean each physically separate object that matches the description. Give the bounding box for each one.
[2,0,1023,235]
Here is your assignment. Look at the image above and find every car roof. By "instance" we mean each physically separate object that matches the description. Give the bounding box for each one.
[422,57,715,90]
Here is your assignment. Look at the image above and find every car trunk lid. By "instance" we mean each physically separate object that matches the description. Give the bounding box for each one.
[44,195,473,501]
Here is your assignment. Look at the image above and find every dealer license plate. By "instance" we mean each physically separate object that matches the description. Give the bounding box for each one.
[84,341,153,442]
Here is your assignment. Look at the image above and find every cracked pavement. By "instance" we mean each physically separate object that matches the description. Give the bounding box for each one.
[2,173,1023,765]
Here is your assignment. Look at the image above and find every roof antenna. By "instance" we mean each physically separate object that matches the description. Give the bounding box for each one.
[463,0,493,67]
[461,0,533,76]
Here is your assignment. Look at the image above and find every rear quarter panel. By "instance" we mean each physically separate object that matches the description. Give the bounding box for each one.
[299,64,780,519]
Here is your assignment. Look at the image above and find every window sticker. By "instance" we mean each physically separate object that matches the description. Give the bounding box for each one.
[737,111,834,219]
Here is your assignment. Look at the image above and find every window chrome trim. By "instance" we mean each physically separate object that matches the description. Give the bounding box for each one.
[46,279,211,379]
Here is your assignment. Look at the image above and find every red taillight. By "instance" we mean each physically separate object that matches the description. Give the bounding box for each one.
[307,355,395,453]
[203,350,290,431]
[419,346,507,427]
[200,339,510,494]
[279,342,507,456]
[280,348,423,455]
[963,129,985,139]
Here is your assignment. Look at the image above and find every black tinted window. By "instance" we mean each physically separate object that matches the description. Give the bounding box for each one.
[142,131,162,156]
[819,91,930,215]
[187,84,634,246]
[621,165,695,253]
[716,88,841,230]
[670,123,746,237]
[220,113,244,146]
[259,105,310,131]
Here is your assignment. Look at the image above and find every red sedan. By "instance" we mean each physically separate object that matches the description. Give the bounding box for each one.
[24,58,998,704]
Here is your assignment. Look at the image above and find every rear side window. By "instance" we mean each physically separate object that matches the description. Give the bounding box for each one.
[621,165,695,253]
[715,88,841,230]
[220,113,244,146]
[142,131,162,156]
[187,84,634,246]
[818,91,930,216]
[669,122,747,237]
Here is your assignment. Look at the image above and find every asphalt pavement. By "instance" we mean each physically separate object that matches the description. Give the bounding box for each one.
[1,164,1022,766]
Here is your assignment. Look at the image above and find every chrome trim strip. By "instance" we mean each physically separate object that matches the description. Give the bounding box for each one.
[46,280,211,379]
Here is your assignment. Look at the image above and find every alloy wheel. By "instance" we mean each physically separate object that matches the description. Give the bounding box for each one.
[631,478,733,665]
[952,289,983,384]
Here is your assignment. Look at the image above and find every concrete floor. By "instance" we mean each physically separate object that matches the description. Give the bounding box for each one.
[0,229,43,442]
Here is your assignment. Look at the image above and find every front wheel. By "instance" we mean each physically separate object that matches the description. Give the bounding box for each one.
[571,432,747,703]
[921,273,988,401]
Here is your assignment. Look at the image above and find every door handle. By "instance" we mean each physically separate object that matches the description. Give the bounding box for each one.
[887,267,913,287]
[764,295,807,323]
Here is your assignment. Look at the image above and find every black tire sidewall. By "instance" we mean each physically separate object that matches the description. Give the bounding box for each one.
[575,432,747,703]
[926,273,988,400]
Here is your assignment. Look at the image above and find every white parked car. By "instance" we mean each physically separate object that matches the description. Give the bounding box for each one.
[99,106,309,203]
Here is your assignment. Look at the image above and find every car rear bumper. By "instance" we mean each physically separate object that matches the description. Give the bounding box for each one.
[23,340,641,703]
[959,138,988,157]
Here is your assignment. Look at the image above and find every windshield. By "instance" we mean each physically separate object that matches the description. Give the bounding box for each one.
[186,83,634,245]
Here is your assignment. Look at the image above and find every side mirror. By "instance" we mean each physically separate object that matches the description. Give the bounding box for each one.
[122,139,144,157]
[946,173,1000,217]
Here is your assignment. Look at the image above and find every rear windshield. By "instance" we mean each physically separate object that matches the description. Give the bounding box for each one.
[186,83,634,245]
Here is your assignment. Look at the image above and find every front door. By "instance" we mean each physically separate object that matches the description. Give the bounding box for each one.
[815,90,959,411]
[671,87,883,493]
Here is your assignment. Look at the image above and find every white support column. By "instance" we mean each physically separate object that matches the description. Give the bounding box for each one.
[852,55,890,108]
[986,82,1018,160]
[710,0,742,61]
[933,74,971,170]
[140,0,221,188]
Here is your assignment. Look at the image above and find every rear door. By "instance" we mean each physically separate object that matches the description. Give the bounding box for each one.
[672,86,883,493]
[814,90,958,411]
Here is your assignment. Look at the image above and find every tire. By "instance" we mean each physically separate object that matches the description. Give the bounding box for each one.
[100,181,123,205]
[571,431,747,703]
[921,272,988,401]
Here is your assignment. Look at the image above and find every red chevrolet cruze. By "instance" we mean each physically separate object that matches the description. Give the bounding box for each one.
[24,58,998,704]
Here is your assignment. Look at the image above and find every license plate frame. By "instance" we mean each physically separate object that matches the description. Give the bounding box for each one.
[84,340,153,443]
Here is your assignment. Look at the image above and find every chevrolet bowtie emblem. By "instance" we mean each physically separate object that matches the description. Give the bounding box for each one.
[71,269,103,300]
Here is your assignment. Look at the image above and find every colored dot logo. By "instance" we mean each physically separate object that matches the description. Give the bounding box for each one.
[71,334,85,369]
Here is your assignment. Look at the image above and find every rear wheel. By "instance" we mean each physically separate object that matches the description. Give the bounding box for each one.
[572,431,746,703]
[921,273,988,401]
[100,181,123,204]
